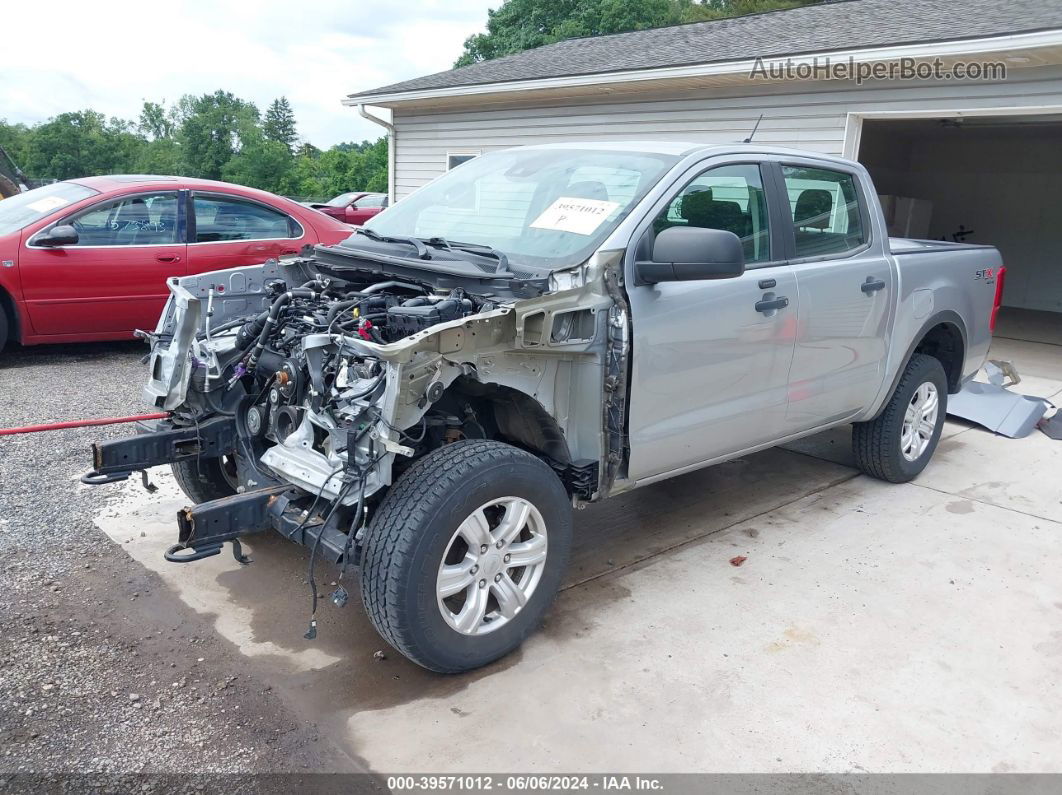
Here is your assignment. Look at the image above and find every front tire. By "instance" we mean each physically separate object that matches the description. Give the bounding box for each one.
[171,455,239,504]
[360,440,572,673]
[853,353,948,483]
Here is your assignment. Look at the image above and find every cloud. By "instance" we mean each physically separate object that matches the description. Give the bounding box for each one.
[0,0,494,147]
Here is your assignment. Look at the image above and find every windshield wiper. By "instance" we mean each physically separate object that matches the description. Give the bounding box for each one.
[354,227,430,259]
[421,237,509,274]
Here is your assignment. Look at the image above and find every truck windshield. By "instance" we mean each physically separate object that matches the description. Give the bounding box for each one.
[0,182,98,236]
[366,148,678,270]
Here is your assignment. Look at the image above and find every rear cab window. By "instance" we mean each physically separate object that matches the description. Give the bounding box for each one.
[781,165,867,258]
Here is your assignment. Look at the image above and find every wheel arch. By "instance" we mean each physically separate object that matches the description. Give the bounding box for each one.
[447,378,572,465]
[910,312,967,394]
[0,284,21,345]
[871,311,968,420]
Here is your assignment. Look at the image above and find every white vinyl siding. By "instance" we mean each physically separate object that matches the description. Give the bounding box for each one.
[390,64,1062,198]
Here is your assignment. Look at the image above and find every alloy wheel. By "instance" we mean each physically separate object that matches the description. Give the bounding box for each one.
[436,496,548,636]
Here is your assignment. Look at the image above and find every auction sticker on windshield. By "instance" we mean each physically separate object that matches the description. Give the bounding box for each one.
[26,195,71,213]
[530,197,621,236]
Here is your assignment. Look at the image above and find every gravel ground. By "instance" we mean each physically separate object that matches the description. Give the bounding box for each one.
[0,341,361,780]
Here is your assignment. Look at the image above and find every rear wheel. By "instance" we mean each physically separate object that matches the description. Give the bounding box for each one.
[360,440,572,673]
[171,454,239,504]
[853,353,948,483]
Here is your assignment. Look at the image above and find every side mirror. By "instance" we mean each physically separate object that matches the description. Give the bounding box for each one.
[34,224,79,247]
[636,226,744,283]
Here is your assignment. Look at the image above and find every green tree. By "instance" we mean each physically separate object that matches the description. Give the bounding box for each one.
[345,139,388,194]
[19,111,144,180]
[178,90,260,180]
[0,120,31,169]
[222,138,294,193]
[278,149,329,200]
[456,0,823,66]
[136,138,184,176]
[263,97,298,153]
[4,93,389,198]
[138,101,175,140]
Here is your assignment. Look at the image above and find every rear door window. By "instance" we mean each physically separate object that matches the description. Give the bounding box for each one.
[781,166,866,257]
[193,196,301,242]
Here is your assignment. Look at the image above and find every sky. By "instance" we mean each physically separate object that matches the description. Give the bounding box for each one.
[0,0,496,148]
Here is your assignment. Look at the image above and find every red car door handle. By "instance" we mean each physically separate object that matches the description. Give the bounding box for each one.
[156,255,181,263]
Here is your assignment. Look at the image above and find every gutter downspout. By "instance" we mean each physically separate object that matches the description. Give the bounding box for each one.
[357,104,396,204]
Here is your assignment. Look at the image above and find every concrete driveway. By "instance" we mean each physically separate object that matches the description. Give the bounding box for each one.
[95,337,1062,774]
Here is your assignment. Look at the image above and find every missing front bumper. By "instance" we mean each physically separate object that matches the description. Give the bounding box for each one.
[86,416,238,479]
[165,484,356,566]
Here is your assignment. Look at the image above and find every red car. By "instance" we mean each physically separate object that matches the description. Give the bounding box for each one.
[0,176,353,350]
[308,191,388,225]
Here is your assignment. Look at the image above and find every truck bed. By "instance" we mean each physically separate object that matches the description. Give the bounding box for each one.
[890,237,995,255]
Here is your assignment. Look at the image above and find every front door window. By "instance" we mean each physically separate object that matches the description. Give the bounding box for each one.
[68,192,179,245]
[653,164,772,264]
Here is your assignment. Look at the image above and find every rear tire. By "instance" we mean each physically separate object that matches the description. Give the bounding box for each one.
[360,440,572,673]
[853,353,948,483]
[171,455,239,504]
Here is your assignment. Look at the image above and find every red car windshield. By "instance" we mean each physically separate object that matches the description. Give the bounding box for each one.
[325,192,360,208]
[0,182,99,236]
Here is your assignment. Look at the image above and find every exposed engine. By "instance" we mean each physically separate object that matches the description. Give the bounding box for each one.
[177,271,495,507]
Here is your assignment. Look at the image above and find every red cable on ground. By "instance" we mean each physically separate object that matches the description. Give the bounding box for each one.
[0,412,170,436]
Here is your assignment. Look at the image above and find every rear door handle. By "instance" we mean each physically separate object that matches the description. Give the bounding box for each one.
[861,277,886,294]
[156,254,181,263]
[755,296,789,314]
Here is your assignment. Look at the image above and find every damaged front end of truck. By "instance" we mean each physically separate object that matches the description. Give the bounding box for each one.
[84,144,688,669]
[86,233,625,570]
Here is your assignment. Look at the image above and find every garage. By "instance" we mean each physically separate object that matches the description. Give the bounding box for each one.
[856,112,1062,343]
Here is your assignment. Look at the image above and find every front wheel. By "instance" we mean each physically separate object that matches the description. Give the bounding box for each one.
[360,440,572,673]
[853,353,948,483]
[171,454,240,504]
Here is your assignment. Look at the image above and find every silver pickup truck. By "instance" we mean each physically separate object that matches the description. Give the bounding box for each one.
[87,143,1005,672]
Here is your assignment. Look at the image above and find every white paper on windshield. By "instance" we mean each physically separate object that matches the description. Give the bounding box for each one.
[530,197,621,236]
[26,196,71,213]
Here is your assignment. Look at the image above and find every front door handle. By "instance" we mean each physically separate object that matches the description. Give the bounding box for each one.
[755,296,789,314]
[156,254,181,263]
[861,277,886,294]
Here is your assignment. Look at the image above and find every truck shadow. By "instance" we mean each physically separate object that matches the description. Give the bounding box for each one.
[212,444,856,717]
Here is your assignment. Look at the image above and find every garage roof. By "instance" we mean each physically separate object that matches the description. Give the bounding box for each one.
[349,0,1062,101]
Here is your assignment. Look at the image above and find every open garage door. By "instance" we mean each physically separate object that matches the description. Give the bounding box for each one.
[858,115,1062,343]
